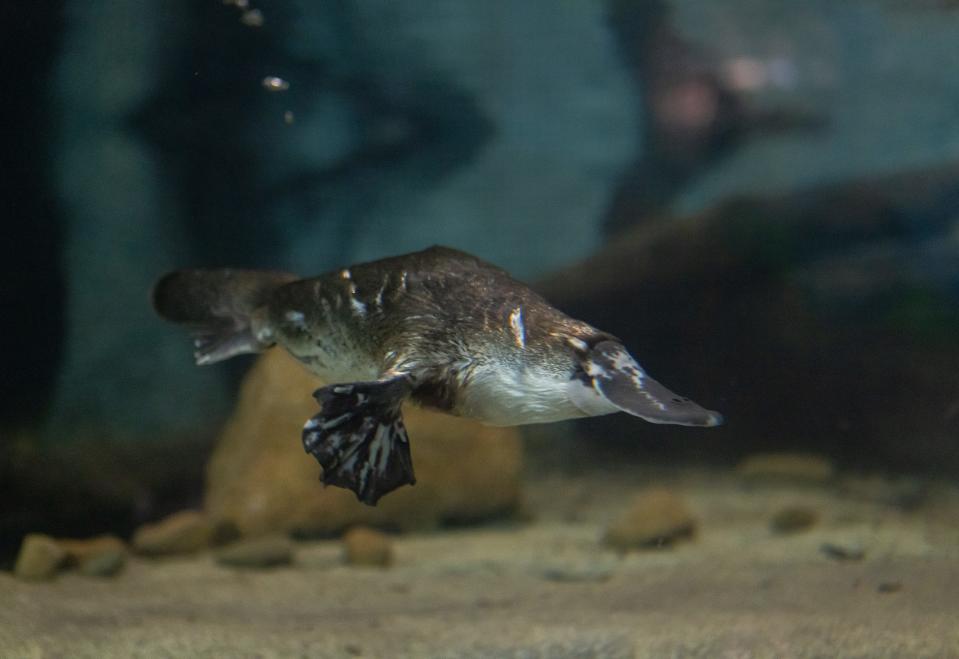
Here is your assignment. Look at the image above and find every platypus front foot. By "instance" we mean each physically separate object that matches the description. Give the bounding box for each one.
[302,376,415,505]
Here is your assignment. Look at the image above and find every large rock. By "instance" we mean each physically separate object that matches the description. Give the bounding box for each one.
[204,351,523,536]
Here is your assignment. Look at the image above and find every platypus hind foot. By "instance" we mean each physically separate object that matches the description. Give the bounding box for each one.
[303,376,415,505]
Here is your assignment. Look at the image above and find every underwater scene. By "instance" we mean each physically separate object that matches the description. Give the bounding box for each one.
[3,1,959,657]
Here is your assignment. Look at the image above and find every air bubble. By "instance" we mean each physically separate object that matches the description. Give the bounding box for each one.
[262,76,290,92]
[240,9,263,27]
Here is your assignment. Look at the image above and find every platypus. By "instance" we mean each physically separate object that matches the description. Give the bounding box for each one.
[152,246,722,505]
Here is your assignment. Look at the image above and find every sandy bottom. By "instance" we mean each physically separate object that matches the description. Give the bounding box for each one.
[2,467,958,658]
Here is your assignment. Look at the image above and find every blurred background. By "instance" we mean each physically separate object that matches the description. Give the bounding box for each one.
[3,0,959,561]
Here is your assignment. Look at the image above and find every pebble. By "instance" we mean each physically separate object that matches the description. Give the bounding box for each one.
[79,550,126,577]
[58,534,125,562]
[132,510,214,556]
[837,475,928,510]
[215,535,294,568]
[342,527,393,567]
[737,453,835,483]
[770,506,818,534]
[58,534,128,577]
[820,542,866,562]
[14,534,67,581]
[210,520,242,547]
[539,559,614,583]
[603,488,696,551]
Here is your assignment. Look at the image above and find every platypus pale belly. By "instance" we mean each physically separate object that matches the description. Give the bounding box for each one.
[153,246,722,505]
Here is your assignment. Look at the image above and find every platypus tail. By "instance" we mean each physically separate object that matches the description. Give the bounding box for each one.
[152,268,298,365]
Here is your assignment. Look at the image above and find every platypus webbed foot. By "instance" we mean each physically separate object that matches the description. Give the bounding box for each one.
[303,376,415,505]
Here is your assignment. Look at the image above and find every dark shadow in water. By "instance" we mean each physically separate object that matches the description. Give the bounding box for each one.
[0,0,66,429]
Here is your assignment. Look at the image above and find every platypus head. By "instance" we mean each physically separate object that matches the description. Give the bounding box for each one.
[568,339,724,427]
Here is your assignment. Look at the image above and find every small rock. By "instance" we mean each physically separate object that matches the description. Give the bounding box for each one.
[877,581,902,593]
[132,510,214,556]
[215,535,294,568]
[603,488,696,551]
[837,475,928,510]
[14,534,67,581]
[210,519,243,547]
[737,453,835,483]
[57,534,127,573]
[820,542,865,562]
[58,535,127,577]
[79,550,126,577]
[539,559,614,583]
[770,506,818,534]
[342,526,393,567]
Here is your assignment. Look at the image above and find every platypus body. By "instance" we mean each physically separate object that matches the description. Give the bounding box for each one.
[153,246,722,504]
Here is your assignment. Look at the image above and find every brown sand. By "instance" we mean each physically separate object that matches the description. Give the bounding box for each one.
[2,468,957,658]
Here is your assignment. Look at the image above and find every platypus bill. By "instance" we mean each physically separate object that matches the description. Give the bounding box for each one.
[153,246,722,505]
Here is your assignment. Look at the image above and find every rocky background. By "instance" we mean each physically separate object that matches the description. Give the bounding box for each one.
[3,0,959,566]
